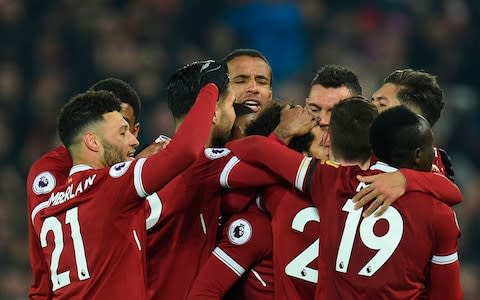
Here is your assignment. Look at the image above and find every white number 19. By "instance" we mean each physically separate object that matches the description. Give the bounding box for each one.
[336,199,403,276]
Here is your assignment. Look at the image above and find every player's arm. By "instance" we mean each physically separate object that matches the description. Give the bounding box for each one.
[227,135,314,191]
[400,169,461,205]
[352,170,462,217]
[427,206,462,300]
[187,209,272,299]
[137,87,216,196]
[218,153,284,190]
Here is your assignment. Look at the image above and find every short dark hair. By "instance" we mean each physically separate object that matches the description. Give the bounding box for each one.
[329,96,378,163]
[244,101,313,153]
[223,48,273,87]
[166,61,205,119]
[58,91,121,148]
[370,105,428,168]
[89,78,141,123]
[383,69,444,126]
[311,64,362,96]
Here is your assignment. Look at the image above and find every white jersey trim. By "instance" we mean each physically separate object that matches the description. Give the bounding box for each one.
[432,252,458,265]
[69,164,93,176]
[146,193,162,230]
[370,161,398,173]
[134,158,148,197]
[220,156,240,188]
[295,157,312,191]
[31,200,50,225]
[213,247,245,277]
[251,268,267,287]
[133,230,141,251]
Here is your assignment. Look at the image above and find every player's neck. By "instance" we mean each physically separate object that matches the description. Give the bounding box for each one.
[333,157,370,170]
[72,149,106,169]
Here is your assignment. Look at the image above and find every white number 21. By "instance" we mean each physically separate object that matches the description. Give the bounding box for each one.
[40,207,90,291]
[336,199,403,276]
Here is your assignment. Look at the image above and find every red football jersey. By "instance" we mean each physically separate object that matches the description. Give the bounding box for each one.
[31,162,150,299]
[259,185,318,300]
[145,148,279,300]
[302,161,462,299]
[28,83,219,299]
[26,145,73,299]
[188,204,273,299]
[227,135,462,300]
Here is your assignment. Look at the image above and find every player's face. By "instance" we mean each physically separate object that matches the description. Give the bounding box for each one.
[306,84,352,155]
[230,111,256,140]
[100,111,139,166]
[120,103,140,137]
[227,56,272,113]
[308,125,328,160]
[417,120,435,172]
[213,86,237,146]
[371,83,402,113]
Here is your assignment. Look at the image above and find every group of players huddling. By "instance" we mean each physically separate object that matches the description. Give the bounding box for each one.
[27,49,462,299]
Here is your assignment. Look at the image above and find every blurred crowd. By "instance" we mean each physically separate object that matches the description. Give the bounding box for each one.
[1,0,479,299]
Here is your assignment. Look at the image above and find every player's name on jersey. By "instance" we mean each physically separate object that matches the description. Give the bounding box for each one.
[48,175,96,207]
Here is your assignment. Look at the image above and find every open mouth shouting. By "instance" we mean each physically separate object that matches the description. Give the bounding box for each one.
[242,100,262,112]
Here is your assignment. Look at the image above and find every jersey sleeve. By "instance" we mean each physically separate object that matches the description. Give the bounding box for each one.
[400,169,462,206]
[427,206,462,300]
[218,156,284,189]
[227,135,313,191]
[187,209,272,299]
[138,84,218,195]
[221,191,259,216]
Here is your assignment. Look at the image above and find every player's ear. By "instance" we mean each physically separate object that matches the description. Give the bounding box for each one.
[212,104,220,125]
[84,132,101,152]
[132,122,140,138]
[414,147,422,167]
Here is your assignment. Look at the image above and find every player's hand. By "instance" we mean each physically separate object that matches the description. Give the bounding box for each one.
[352,171,407,217]
[199,60,229,97]
[273,105,317,144]
[438,147,455,182]
[135,135,171,159]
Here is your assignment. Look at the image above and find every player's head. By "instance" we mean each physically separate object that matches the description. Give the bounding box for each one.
[370,105,434,171]
[167,60,236,147]
[89,78,142,137]
[329,97,378,165]
[230,103,256,140]
[244,101,320,157]
[224,48,273,113]
[372,69,444,126]
[306,64,362,157]
[58,90,139,167]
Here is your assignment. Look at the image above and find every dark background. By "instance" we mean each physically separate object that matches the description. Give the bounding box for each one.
[1,0,478,298]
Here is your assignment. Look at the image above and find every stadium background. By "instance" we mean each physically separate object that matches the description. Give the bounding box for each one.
[0,0,478,298]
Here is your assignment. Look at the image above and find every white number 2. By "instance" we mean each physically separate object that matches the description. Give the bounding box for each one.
[285,207,320,283]
[40,207,90,291]
[336,199,403,276]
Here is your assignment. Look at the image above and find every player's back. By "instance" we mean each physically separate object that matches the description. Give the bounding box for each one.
[27,146,73,298]
[146,148,237,299]
[312,162,459,299]
[260,185,318,300]
[31,164,147,300]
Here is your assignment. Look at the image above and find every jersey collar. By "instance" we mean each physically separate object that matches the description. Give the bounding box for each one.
[69,164,94,176]
[369,161,398,173]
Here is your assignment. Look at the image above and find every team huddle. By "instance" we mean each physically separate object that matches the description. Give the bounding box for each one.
[26,49,463,299]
